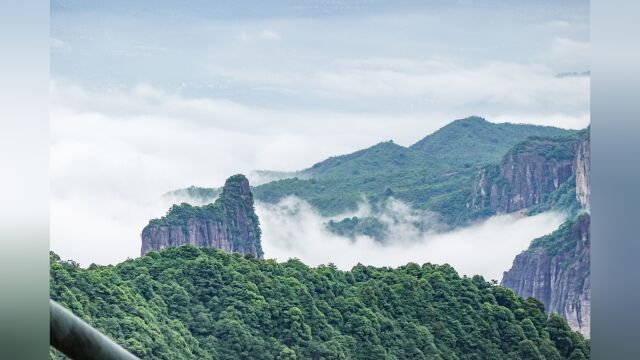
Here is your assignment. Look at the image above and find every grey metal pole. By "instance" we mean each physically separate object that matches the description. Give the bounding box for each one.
[50,299,140,360]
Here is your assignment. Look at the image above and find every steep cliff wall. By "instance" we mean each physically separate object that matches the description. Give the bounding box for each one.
[141,174,263,258]
[502,214,590,337]
[575,138,590,212]
[475,130,591,336]
[471,129,590,215]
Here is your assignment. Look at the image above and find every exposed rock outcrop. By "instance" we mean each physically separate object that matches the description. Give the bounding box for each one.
[575,138,590,212]
[141,174,263,258]
[472,129,591,336]
[502,214,590,337]
[471,129,590,215]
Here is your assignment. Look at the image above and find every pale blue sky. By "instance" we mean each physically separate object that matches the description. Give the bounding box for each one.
[51,0,589,116]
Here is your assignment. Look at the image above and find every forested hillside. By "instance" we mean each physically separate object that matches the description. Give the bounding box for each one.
[254,117,571,222]
[51,246,590,359]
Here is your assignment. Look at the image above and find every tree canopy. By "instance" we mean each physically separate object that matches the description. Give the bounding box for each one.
[50,245,589,359]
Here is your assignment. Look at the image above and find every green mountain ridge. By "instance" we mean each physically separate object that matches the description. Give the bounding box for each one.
[170,117,575,228]
[409,116,573,164]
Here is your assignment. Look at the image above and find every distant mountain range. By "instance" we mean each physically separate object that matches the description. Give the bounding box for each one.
[174,117,575,228]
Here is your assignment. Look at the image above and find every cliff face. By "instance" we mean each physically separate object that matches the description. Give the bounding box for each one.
[575,139,590,212]
[471,130,590,215]
[141,174,263,258]
[502,214,590,337]
[473,130,591,336]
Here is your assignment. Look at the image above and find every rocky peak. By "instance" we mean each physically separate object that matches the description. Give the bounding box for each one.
[141,174,263,258]
[221,174,252,200]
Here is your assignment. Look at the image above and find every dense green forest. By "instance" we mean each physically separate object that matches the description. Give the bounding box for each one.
[51,246,589,359]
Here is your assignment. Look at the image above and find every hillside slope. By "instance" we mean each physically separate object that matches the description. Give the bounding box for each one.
[252,117,573,223]
[410,116,571,165]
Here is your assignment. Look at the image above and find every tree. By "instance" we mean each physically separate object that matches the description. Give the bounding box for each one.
[568,348,587,360]
[518,339,543,360]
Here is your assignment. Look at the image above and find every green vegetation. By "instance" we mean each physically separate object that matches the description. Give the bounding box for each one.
[509,127,589,165]
[148,202,226,227]
[167,118,580,236]
[529,214,589,257]
[253,117,572,224]
[147,174,259,230]
[510,137,577,161]
[473,127,590,219]
[51,245,589,359]
[409,116,571,164]
[527,175,582,217]
[326,217,389,241]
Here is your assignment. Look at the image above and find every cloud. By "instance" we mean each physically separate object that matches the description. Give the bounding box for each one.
[49,79,585,268]
[48,81,445,266]
[543,37,590,70]
[51,185,565,282]
[259,30,281,41]
[236,29,281,42]
[312,59,589,115]
[50,37,71,53]
[546,20,571,28]
[49,3,589,276]
[258,196,566,281]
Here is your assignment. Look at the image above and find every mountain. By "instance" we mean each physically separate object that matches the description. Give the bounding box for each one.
[502,214,590,338]
[252,117,573,223]
[471,128,589,216]
[50,246,590,359]
[482,129,591,336]
[303,140,432,179]
[410,116,572,165]
[162,117,575,239]
[141,174,263,258]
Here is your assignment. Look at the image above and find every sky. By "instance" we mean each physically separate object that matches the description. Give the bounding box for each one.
[50,0,590,278]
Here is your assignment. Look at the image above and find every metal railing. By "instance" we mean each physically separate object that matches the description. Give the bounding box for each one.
[50,299,140,360]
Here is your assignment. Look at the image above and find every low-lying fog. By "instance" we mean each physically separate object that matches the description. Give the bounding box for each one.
[258,197,565,281]
[51,191,564,282]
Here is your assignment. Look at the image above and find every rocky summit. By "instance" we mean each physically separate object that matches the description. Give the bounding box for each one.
[141,174,263,258]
